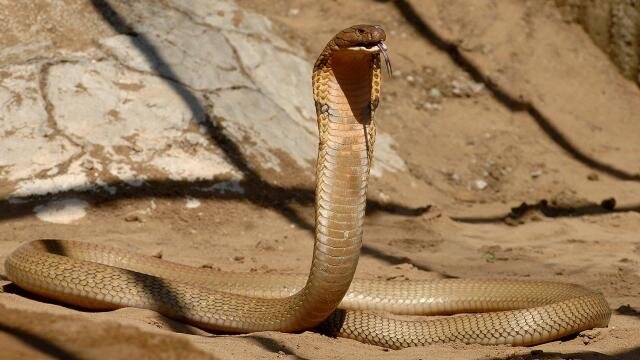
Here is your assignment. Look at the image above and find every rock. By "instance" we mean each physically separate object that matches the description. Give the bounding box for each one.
[530,169,543,178]
[579,328,605,345]
[549,189,592,209]
[124,212,145,223]
[600,197,616,210]
[423,102,442,111]
[0,0,407,200]
[185,197,201,209]
[451,78,484,97]
[472,179,488,190]
[587,172,599,181]
[34,198,89,224]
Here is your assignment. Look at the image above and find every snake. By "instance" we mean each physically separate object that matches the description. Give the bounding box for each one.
[4,25,610,349]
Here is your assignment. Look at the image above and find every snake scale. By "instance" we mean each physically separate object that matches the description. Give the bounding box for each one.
[5,25,610,349]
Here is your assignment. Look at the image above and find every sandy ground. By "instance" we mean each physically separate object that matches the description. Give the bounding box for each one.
[1,0,640,359]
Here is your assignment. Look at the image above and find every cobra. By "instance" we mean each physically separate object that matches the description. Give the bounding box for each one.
[5,25,610,349]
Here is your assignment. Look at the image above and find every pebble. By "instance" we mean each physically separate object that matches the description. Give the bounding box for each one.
[451,80,464,96]
[151,250,163,258]
[469,81,485,93]
[530,169,543,178]
[185,197,201,209]
[451,79,485,96]
[587,172,599,181]
[473,179,488,190]
[201,263,221,270]
[124,212,145,222]
[423,102,442,111]
[579,329,602,345]
[601,197,616,210]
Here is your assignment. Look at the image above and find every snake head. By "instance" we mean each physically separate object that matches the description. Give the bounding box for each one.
[330,25,392,77]
[332,24,386,50]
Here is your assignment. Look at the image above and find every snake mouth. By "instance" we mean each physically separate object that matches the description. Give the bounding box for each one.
[345,41,392,77]
[346,41,386,52]
[346,42,383,52]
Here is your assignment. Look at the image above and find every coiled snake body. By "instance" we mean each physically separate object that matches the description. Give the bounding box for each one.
[5,25,610,349]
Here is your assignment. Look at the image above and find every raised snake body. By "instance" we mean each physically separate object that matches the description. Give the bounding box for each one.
[5,25,610,349]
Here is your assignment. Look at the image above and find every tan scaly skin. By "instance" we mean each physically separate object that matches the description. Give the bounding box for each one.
[5,25,611,349]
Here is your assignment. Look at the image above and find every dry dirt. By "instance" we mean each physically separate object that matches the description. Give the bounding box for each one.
[1,0,640,359]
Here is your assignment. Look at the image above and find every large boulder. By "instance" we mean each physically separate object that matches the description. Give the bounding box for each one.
[0,0,406,200]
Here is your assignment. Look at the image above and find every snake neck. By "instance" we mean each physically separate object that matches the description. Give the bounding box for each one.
[299,50,379,325]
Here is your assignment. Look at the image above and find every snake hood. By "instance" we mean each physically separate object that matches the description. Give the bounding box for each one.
[312,24,389,167]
